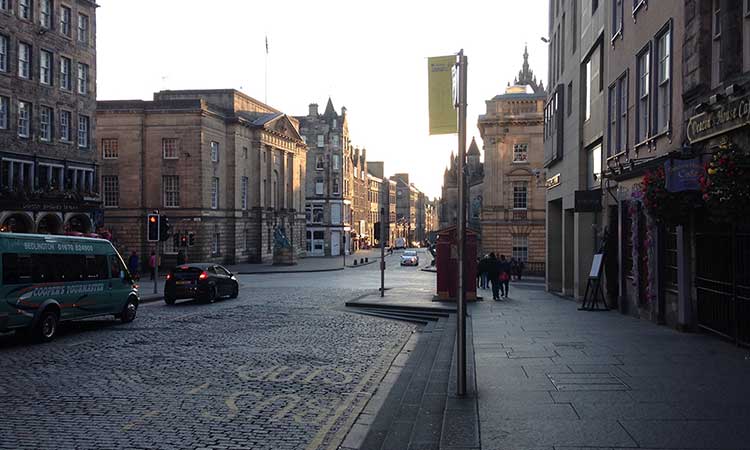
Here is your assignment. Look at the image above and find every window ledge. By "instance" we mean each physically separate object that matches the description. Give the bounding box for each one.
[611,29,623,46]
[632,0,647,19]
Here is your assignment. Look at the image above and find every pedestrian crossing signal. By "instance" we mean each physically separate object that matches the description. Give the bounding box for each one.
[147,214,159,242]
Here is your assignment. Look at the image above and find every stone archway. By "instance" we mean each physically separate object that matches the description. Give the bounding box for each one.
[37,214,63,235]
[65,214,93,234]
[1,213,34,233]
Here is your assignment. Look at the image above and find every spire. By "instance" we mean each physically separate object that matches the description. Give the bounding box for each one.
[467,137,480,156]
[324,97,336,116]
[513,44,544,94]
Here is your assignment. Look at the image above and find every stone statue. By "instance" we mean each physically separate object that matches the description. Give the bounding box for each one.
[273,226,291,250]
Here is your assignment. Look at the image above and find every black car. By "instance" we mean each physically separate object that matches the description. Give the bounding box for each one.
[164,263,239,305]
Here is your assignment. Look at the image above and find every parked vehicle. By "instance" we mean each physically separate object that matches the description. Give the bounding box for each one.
[164,263,239,305]
[400,250,420,266]
[0,233,138,342]
[394,237,407,249]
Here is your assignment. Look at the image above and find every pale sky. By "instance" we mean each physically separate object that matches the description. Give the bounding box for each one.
[97,0,549,199]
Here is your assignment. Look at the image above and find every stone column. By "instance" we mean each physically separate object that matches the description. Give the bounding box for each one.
[563,209,575,297]
[546,200,563,292]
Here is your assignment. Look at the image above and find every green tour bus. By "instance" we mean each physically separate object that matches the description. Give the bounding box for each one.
[0,233,139,342]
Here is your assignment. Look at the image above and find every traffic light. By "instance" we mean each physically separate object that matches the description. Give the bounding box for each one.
[374,222,381,241]
[173,232,180,248]
[147,214,160,242]
[188,232,195,247]
[159,216,171,242]
[180,233,188,247]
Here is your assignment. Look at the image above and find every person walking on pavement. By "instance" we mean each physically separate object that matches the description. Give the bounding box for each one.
[510,257,518,281]
[128,250,140,281]
[480,255,489,289]
[499,254,511,298]
[517,259,525,281]
[486,253,500,300]
[149,251,157,281]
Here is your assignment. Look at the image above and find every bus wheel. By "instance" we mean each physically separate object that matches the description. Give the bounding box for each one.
[34,309,59,343]
[120,297,138,323]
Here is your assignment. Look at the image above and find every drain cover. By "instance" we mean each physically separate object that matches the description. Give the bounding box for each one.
[547,372,629,391]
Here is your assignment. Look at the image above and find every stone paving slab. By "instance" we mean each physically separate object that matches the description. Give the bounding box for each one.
[471,283,750,450]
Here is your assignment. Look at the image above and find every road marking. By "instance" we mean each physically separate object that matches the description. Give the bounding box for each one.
[305,340,404,450]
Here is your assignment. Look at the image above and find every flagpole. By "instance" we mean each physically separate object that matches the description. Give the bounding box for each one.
[456,49,468,397]
[264,35,268,104]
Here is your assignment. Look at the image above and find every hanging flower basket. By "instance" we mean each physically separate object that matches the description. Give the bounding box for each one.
[640,166,700,225]
[700,142,750,221]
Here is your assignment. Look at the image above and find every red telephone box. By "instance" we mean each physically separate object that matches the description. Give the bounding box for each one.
[435,226,478,301]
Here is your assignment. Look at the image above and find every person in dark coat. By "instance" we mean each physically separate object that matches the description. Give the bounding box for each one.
[498,255,511,298]
[128,251,139,280]
[486,253,500,300]
[517,260,525,281]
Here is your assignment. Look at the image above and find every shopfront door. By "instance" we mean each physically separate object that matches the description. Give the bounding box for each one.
[331,231,341,256]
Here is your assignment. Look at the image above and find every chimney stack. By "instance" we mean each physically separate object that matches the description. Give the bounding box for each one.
[309,103,319,116]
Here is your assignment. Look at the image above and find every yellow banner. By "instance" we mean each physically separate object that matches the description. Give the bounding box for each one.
[428,55,457,135]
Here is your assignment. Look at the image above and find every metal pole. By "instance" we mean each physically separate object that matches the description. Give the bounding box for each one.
[381,207,386,297]
[153,241,159,294]
[456,50,468,397]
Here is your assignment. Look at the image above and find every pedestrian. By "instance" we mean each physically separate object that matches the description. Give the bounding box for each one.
[128,250,139,280]
[499,254,511,298]
[482,255,490,289]
[517,259,525,281]
[510,257,518,280]
[149,251,157,281]
[486,253,500,300]
[476,257,483,289]
[177,250,186,266]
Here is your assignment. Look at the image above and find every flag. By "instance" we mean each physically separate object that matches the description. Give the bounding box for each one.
[428,56,458,135]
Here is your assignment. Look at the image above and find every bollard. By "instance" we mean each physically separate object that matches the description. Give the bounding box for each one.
[365,257,369,263]
[353,260,358,266]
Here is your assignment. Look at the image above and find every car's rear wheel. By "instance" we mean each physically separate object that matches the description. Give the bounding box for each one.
[204,286,217,303]
[164,295,176,305]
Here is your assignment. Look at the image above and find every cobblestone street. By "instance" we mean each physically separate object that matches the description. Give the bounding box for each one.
[0,251,433,450]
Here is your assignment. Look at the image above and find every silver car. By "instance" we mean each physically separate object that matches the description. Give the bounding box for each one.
[400,250,419,266]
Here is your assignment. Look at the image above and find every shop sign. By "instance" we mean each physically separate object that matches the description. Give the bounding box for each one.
[574,190,603,212]
[546,173,561,189]
[665,158,705,193]
[687,95,750,144]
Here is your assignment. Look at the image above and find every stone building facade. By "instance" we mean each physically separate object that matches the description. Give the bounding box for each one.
[672,0,750,345]
[600,0,685,323]
[97,89,307,267]
[391,173,419,244]
[479,50,546,265]
[296,100,353,256]
[439,139,484,234]
[0,0,100,235]
[352,147,369,249]
[545,0,607,298]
